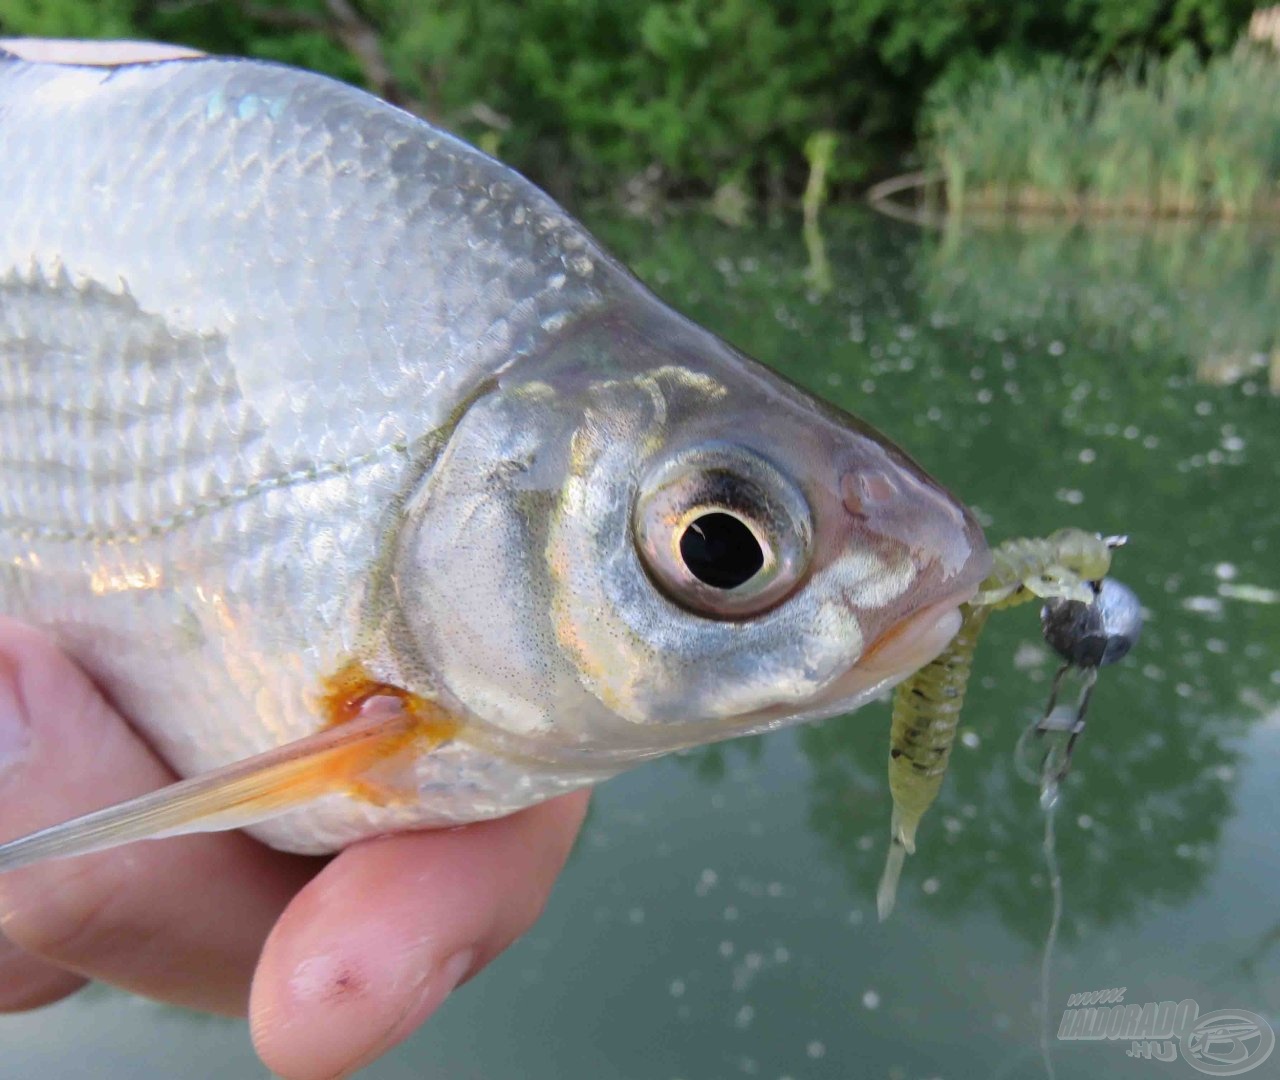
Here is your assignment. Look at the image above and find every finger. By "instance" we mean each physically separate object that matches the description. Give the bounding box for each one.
[0,618,316,1014]
[251,789,590,1080]
[0,932,86,1012]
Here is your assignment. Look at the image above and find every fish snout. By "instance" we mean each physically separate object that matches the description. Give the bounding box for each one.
[829,456,990,672]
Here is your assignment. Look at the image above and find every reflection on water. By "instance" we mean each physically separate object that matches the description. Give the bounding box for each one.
[4,211,1278,1079]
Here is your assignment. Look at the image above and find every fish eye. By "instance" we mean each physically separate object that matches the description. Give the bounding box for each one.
[633,443,812,619]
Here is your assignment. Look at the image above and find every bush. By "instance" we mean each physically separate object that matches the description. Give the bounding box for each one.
[0,0,1259,204]
[922,44,1280,218]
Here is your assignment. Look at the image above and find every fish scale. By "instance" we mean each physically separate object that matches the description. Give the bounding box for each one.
[0,50,612,852]
[0,43,990,868]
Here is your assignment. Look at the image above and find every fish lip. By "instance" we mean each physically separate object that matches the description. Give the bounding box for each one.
[856,531,990,676]
[856,587,974,679]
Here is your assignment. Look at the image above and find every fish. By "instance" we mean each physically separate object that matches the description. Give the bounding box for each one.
[0,40,990,870]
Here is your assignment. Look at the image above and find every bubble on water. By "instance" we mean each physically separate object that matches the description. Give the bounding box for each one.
[1077,814,1094,829]
[1206,638,1228,654]
[696,868,719,897]
[1048,340,1066,356]
[1182,595,1224,616]
[670,978,686,997]
[1123,425,1140,440]
[862,989,881,1010]
[806,1041,827,1059]
[857,833,875,851]
[774,946,791,963]
[1055,488,1085,505]
[1013,642,1048,671]
[719,940,735,958]
[922,878,940,895]
[1194,400,1213,416]
[847,908,864,926]
[724,906,739,922]
[1214,562,1238,580]
[735,1005,755,1029]
[629,907,645,924]
[976,388,993,404]
[1078,447,1097,464]
[960,730,981,749]
[1223,435,1246,452]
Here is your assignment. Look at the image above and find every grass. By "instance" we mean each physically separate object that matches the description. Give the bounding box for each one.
[922,45,1280,219]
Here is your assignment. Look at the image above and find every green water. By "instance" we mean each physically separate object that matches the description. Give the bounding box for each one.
[6,211,1279,1079]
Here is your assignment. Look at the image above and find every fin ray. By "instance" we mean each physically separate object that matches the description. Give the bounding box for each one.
[0,707,422,873]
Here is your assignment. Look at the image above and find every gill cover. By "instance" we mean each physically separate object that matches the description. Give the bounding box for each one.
[393,303,989,763]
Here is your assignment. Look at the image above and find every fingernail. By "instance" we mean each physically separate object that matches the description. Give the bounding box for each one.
[0,660,30,777]
[436,948,475,997]
[374,948,475,1062]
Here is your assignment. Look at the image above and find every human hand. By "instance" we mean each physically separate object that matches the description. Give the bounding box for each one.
[0,618,590,1078]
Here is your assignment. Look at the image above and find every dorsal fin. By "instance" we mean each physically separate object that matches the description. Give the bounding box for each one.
[0,39,206,67]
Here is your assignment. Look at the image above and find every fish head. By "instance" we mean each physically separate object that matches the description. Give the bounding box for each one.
[393,299,991,766]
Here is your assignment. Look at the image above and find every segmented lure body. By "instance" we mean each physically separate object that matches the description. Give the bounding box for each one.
[876,528,1116,919]
[972,528,1112,609]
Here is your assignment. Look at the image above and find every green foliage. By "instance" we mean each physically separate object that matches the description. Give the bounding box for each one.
[0,0,1259,203]
[923,44,1280,217]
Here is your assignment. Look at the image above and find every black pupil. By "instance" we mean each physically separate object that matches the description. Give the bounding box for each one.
[679,513,764,589]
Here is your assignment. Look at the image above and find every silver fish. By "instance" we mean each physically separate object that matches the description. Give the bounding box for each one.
[0,41,989,867]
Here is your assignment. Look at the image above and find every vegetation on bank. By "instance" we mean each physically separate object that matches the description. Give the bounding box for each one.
[922,43,1280,218]
[0,0,1261,208]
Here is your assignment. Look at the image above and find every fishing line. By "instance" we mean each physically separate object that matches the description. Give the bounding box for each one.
[1015,663,1098,1080]
[1037,779,1063,1080]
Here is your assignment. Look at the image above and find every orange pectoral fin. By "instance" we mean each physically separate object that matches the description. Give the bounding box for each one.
[0,691,459,873]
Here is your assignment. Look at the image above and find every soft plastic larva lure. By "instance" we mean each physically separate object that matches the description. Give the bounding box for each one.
[876,528,1122,920]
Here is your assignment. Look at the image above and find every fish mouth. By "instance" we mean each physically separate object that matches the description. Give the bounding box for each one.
[802,577,985,724]
[856,593,969,681]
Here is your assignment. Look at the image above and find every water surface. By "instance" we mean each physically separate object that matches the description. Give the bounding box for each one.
[6,211,1279,1079]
